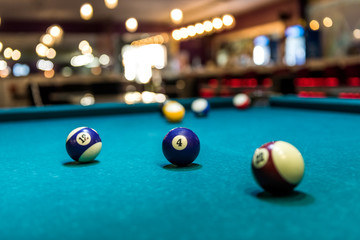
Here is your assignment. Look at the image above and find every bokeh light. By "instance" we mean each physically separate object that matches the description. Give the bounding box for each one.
[44,69,55,78]
[170,9,183,24]
[81,45,93,54]
[4,47,13,59]
[125,18,138,32]
[104,0,118,9]
[79,40,90,51]
[223,14,235,27]
[36,43,48,57]
[46,48,56,59]
[212,17,223,30]
[0,60,7,71]
[203,20,213,32]
[354,29,360,39]
[180,27,188,39]
[80,3,93,20]
[13,63,30,77]
[187,25,196,37]
[0,67,10,78]
[41,34,55,46]
[0,42,3,52]
[37,59,54,71]
[309,20,320,31]
[99,54,110,65]
[11,49,21,61]
[323,17,333,28]
[48,25,63,38]
[172,30,182,41]
[195,23,205,35]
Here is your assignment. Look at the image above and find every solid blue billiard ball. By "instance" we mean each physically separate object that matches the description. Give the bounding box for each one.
[66,127,102,162]
[191,98,210,117]
[162,127,200,166]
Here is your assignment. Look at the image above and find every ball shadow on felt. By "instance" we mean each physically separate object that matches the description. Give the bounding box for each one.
[246,188,315,206]
[63,160,100,167]
[162,163,202,171]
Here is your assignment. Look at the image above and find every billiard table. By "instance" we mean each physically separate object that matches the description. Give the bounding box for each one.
[1,96,360,240]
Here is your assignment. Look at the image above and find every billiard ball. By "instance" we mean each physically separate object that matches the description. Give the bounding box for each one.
[251,141,305,194]
[66,127,102,162]
[162,127,200,166]
[191,98,210,117]
[233,93,251,109]
[162,100,185,123]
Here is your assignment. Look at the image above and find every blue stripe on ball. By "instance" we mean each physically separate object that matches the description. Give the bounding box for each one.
[66,127,101,161]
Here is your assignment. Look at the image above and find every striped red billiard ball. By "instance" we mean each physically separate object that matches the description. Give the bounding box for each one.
[251,141,305,194]
[162,127,200,166]
[233,93,251,109]
[66,127,102,162]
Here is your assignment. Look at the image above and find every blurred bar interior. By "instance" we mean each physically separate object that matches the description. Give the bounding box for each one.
[0,0,359,108]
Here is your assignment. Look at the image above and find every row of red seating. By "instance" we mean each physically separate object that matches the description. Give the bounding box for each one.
[298,91,327,98]
[295,77,339,87]
[207,78,273,88]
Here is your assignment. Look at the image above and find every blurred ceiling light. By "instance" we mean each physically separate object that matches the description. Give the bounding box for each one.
[36,43,48,57]
[155,93,166,103]
[48,25,63,38]
[195,23,205,35]
[124,92,138,104]
[86,57,99,68]
[79,40,90,51]
[46,48,56,59]
[91,66,102,75]
[80,93,95,106]
[354,29,360,39]
[81,45,93,54]
[44,69,55,78]
[323,17,333,28]
[71,54,94,67]
[11,49,21,61]
[203,20,213,32]
[170,9,183,24]
[4,47,13,59]
[222,14,235,27]
[104,0,118,9]
[309,20,320,31]
[41,34,55,46]
[0,67,10,78]
[80,3,93,20]
[0,60,7,71]
[212,17,223,30]
[37,59,54,71]
[125,18,138,32]
[0,42,3,52]
[180,27,188,39]
[141,91,156,103]
[172,29,182,41]
[99,54,110,65]
[13,63,30,77]
[187,25,196,37]
[61,67,73,77]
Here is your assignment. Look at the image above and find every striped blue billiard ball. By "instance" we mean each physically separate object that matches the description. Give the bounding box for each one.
[66,127,102,162]
[162,127,200,166]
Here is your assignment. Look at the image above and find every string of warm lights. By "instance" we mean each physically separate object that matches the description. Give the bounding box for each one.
[172,14,235,41]
[131,34,169,46]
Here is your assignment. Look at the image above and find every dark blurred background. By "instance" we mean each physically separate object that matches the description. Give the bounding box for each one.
[0,0,359,107]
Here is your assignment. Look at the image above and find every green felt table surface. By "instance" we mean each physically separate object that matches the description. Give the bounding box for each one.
[1,97,360,240]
